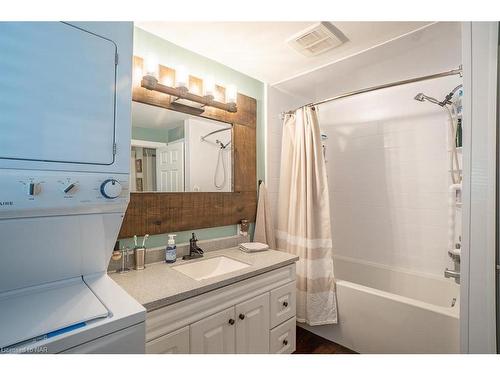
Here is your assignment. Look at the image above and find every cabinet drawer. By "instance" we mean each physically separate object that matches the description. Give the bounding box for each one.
[146,326,189,354]
[269,317,296,354]
[270,281,296,328]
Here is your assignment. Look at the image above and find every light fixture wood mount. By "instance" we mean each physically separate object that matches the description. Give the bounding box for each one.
[141,75,237,113]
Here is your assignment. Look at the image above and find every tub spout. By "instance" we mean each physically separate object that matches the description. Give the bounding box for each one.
[444,268,460,284]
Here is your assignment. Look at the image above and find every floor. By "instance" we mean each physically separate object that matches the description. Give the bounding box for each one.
[294,326,357,354]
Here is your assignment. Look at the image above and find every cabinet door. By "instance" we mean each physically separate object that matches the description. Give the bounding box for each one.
[235,293,270,353]
[190,307,236,354]
[146,326,190,354]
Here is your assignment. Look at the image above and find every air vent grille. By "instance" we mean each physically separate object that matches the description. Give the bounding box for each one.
[287,22,346,57]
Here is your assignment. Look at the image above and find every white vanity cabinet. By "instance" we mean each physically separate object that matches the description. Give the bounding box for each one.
[145,263,297,354]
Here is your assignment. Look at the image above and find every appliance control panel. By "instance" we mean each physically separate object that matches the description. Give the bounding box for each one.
[0,169,129,219]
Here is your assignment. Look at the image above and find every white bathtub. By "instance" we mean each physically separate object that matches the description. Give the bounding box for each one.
[299,255,460,353]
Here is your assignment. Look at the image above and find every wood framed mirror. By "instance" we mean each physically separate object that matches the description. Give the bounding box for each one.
[118,56,257,238]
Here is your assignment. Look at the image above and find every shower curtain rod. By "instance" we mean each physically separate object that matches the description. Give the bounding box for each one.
[282,66,463,117]
[200,126,232,141]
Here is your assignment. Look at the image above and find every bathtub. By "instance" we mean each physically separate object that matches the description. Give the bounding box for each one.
[299,255,460,354]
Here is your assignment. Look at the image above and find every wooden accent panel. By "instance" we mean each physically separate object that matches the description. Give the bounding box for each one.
[132,56,256,128]
[233,124,257,192]
[119,191,257,236]
[119,57,259,238]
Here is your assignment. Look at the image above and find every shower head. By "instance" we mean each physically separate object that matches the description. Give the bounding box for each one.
[414,84,463,107]
[413,92,443,106]
[414,93,426,102]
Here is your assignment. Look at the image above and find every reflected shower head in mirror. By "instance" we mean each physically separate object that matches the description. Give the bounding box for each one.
[216,139,231,149]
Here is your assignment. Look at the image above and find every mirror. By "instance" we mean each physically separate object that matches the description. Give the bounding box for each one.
[130,102,233,193]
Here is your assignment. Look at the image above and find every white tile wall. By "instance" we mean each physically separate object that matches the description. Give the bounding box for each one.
[266,28,462,277]
[320,92,458,276]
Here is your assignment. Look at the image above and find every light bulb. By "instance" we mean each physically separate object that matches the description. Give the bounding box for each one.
[175,65,189,90]
[161,75,173,87]
[226,84,237,104]
[203,75,215,99]
[144,54,159,78]
[133,66,143,86]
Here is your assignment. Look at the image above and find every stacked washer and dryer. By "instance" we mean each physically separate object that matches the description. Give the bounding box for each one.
[0,22,146,353]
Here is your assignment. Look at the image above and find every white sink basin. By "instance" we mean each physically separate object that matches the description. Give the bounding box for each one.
[173,256,250,281]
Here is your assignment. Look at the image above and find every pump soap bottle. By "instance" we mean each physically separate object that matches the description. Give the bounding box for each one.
[165,234,177,263]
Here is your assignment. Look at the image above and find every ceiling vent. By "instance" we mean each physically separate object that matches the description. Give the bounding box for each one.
[287,22,347,57]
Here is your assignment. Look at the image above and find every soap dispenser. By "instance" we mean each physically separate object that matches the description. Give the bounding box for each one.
[165,234,177,264]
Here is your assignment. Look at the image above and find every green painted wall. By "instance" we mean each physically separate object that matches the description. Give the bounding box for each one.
[168,126,184,142]
[119,225,238,249]
[132,126,168,143]
[121,27,265,246]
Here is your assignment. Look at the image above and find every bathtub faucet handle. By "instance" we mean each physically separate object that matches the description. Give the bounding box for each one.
[444,268,460,284]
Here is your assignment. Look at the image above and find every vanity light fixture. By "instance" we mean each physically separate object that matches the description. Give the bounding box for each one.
[144,54,159,78]
[139,59,238,114]
[226,84,238,106]
[133,66,143,87]
[175,65,189,92]
[203,75,216,100]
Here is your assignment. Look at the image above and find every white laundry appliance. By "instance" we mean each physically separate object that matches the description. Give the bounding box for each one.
[0,22,146,353]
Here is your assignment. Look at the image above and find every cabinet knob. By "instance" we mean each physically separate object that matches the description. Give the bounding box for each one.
[283,339,288,346]
[283,301,288,307]
[239,313,245,320]
[228,318,235,325]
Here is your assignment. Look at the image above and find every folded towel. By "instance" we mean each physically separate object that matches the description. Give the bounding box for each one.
[239,242,269,253]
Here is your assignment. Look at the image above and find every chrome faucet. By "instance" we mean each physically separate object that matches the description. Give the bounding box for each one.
[444,268,460,281]
[445,243,461,284]
[182,233,204,260]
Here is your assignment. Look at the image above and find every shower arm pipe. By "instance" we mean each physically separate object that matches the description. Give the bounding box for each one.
[282,66,463,116]
[200,127,232,142]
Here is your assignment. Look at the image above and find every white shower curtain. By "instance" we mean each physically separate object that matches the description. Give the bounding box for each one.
[276,106,337,325]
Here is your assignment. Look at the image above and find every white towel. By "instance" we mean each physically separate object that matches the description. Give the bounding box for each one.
[253,182,277,249]
[239,242,269,253]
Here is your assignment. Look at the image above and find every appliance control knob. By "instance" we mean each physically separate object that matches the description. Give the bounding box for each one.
[28,182,41,196]
[100,179,122,199]
[63,183,77,194]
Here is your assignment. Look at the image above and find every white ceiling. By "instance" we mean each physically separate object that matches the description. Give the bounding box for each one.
[274,22,462,102]
[135,22,433,84]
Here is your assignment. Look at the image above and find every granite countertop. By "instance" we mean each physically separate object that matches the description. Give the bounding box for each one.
[109,247,299,312]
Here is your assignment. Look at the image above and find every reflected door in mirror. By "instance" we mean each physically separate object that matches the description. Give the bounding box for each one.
[157,141,185,192]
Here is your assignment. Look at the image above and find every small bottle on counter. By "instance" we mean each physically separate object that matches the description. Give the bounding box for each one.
[165,234,177,263]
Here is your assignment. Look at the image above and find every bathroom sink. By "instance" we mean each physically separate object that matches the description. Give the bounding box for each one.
[172,256,250,281]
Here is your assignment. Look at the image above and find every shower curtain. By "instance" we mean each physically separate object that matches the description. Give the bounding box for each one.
[276,106,337,325]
